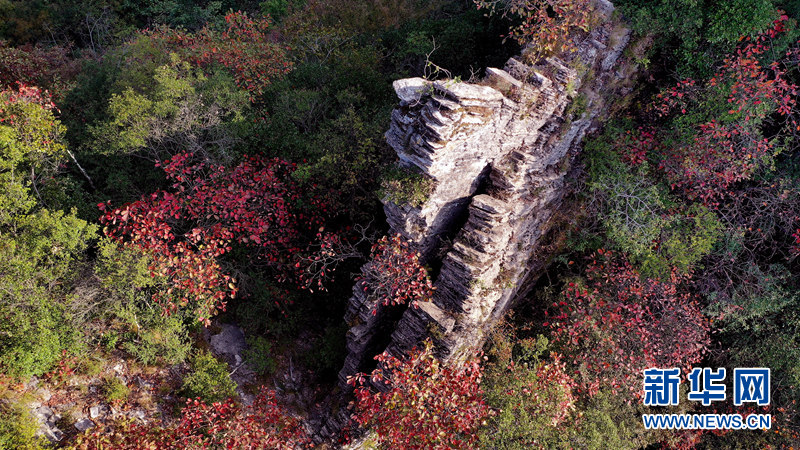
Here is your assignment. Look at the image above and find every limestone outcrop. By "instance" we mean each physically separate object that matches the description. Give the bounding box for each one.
[337,0,638,388]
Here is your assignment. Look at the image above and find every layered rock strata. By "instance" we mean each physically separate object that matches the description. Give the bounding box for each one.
[338,0,636,388]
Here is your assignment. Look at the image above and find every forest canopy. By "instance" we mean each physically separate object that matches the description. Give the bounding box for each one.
[0,0,798,448]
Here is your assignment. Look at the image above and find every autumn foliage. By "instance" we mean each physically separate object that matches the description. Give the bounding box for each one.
[357,234,434,313]
[145,11,291,100]
[348,341,490,449]
[100,153,325,324]
[547,250,710,399]
[69,388,310,449]
[474,0,592,61]
[0,42,79,102]
[652,15,799,206]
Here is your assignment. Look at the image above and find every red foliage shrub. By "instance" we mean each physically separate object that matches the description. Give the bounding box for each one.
[0,42,80,102]
[100,153,325,324]
[145,11,291,100]
[547,250,710,399]
[356,234,434,313]
[653,15,799,206]
[348,341,490,449]
[69,388,310,449]
[474,0,593,61]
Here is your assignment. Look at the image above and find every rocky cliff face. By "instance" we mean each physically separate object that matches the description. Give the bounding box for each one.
[337,0,638,389]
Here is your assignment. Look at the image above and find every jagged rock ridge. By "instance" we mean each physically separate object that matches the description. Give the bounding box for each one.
[336,0,637,393]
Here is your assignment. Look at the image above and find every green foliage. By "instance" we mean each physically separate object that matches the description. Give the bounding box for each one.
[95,238,192,366]
[480,333,574,448]
[301,323,347,376]
[566,93,588,118]
[91,54,249,163]
[101,376,130,403]
[100,331,119,351]
[0,298,80,379]
[261,0,304,21]
[181,350,238,402]
[480,331,650,449]
[711,283,800,445]
[235,278,305,338]
[250,41,393,217]
[299,0,449,35]
[117,305,192,366]
[567,391,642,450]
[617,0,780,76]
[95,238,155,302]
[243,336,277,376]
[381,4,517,79]
[380,164,435,207]
[710,272,800,424]
[0,401,44,450]
[0,94,66,174]
[585,124,721,277]
[0,0,257,48]
[76,354,106,377]
[0,89,96,378]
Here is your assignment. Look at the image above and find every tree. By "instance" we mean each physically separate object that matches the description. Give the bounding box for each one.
[547,250,710,398]
[145,11,292,101]
[0,42,79,102]
[480,333,577,448]
[90,54,250,163]
[180,350,238,403]
[653,15,798,207]
[357,234,434,313]
[348,340,490,449]
[584,123,723,278]
[100,152,326,325]
[617,0,779,76]
[474,0,592,62]
[0,85,96,378]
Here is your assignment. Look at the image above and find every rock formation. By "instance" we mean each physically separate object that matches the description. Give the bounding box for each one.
[337,0,638,391]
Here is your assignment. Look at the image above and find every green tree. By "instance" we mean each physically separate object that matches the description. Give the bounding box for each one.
[617,0,780,76]
[0,86,96,378]
[180,350,238,403]
[91,54,249,164]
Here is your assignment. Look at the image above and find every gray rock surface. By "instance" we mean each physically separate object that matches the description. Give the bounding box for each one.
[33,406,63,443]
[89,404,110,419]
[74,418,94,432]
[210,324,247,356]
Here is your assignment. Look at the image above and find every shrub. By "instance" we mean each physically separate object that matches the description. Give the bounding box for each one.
[180,351,238,403]
[568,390,644,450]
[95,238,155,301]
[480,333,577,447]
[586,125,722,278]
[547,250,710,398]
[0,85,95,378]
[101,377,130,403]
[349,340,490,448]
[68,388,310,449]
[380,164,435,208]
[0,401,44,450]
[90,55,250,164]
[301,323,347,376]
[617,0,780,76]
[357,234,434,312]
[117,304,191,367]
[474,0,593,62]
[243,336,278,376]
[99,152,328,325]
